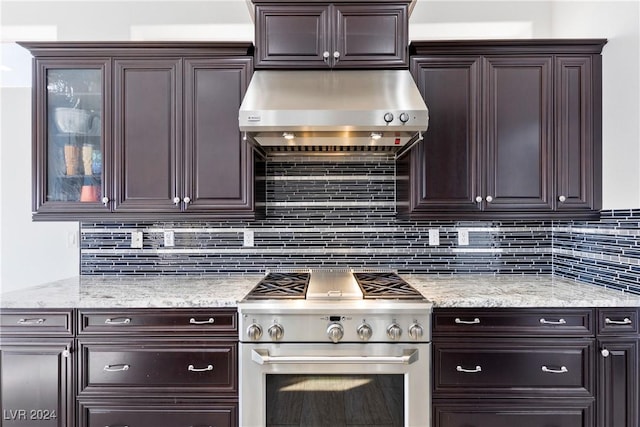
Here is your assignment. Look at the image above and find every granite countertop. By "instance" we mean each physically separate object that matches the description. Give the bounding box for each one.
[1,274,640,309]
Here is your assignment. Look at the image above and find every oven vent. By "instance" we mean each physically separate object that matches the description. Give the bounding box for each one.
[260,145,399,155]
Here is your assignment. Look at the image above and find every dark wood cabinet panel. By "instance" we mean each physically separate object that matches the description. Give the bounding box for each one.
[183,58,254,213]
[254,1,408,69]
[597,339,638,427]
[0,309,73,336]
[113,58,181,213]
[0,339,73,427]
[484,56,553,211]
[433,399,594,427]
[597,308,639,335]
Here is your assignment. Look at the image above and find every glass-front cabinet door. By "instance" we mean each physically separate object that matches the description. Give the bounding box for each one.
[34,59,110,216]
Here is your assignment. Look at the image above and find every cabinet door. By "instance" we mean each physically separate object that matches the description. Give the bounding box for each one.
[484,56,553,211]
[0,339,73,427]
[112,58,181,212]
[598,339,638,427]
[555,56,598,211]
[33,59,110,217]
[183,58,254,213]
[333,4,407,68]
[255,4,330,68]
[405,56,481,214]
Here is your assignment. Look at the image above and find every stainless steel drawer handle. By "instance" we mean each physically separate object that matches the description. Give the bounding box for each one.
[188,364,214,372]
[104,317,131,325]
[189,317,215,325]
[605,317,632,325]
[541,365,568,374]
[105,425,129,427]
[252,349,419,365]
[456,365,482,373]
[103,364,130,372]
[17,318,45,325]
[454,317,480,325]
[539,318,567,325]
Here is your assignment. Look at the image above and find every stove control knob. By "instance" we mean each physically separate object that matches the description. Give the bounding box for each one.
[246,323,263,341]
[387,323,402,341]
[268,324,284,341]
[327,323,344,343]
[399,112,410,123]
[357,323,373,341]
[383,112,394,123]
[408,323,424,340]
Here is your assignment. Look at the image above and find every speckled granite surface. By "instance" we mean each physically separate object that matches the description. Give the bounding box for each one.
[1,274,639,309]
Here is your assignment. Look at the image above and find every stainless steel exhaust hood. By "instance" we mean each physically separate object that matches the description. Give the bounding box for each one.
[238,70,429,153]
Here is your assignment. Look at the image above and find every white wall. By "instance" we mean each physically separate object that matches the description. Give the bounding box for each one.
[0,0,638,292]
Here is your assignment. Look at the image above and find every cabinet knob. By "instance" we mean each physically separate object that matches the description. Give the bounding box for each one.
[485,196,493,203]
[333,51,341,59]
[173,196,181,205]
[601,348,610,357]
[558,195,567,202]
[183,197,191,204]
[323,51,330,59]
[475,196,483,203]
[101,196,109,206]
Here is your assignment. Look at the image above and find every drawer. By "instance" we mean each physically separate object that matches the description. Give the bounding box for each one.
[78,308,237,335]
[433,308,594,337]
[433,399,594,427]
[78,401,237,427]
[0,309,73,336]
[597,308,639,335]
[433,339,594,397]
[78,339,237,395]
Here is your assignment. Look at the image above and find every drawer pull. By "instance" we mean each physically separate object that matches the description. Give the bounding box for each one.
[189,317,215,325]
[188,364,214,372]
[454,318,480,325]
[17,318,45,325]
[605,317,632,325]
[456,365,482,373]
[103,364,130,372]
[105,425,129,427]
[539,318,566,325]
[104,317,131,325]
[541,365,568,374]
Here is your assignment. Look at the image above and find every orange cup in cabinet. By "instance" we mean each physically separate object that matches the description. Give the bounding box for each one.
[80,185,98,202]
[64,145,81,176]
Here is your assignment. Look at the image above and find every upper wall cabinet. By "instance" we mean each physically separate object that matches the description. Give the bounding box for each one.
[21,42,264,221]
[399,40,606,220]
[253,0,409,69]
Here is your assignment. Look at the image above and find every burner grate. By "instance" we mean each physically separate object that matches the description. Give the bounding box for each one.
[245,272,310,299]
[353,272,424,299]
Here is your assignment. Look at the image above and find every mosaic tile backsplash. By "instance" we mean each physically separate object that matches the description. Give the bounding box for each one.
[80,156,640,295]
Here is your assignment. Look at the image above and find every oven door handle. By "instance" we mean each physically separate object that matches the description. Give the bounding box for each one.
[251,348,419,365]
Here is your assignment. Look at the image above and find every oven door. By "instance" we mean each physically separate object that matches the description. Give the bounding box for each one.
[239,342,430,427]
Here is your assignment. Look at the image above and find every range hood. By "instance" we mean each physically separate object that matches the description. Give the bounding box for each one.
[238,70,429,153]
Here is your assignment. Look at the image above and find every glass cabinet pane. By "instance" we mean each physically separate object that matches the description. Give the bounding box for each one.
[46,69,102,203]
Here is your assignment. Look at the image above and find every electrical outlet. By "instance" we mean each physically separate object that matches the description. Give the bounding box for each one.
[458,229,469,246]
[428,228,440,246]
[243,230,254,247]
[164,231,175,247]
[130,231,143,249]
[66,231,78,248]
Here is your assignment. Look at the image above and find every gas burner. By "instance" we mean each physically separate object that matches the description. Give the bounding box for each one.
[245,272,310,299]
[353,272,424,299]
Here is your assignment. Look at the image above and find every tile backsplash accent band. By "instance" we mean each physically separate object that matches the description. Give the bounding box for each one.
[79,157,640,295]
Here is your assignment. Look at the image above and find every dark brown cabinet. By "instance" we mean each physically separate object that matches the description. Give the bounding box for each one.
[21,42,263,221]
[0,310,74,427]
[254,0,409,69]
[402,40,605,219]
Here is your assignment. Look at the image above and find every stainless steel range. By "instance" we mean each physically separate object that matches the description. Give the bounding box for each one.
[238,269,432,427]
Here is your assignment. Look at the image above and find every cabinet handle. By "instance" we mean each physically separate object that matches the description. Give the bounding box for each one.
[541,365,568,374]
[558,195,567,202]
[485,196,493,203]
[475,196,483,203]
[323,51,330,65]
[189,317,215,325]
[454,317,480,325]
[105,425,129,427]
[188,364,213,372]
[456,365,482,373]
[173,196,181,205]
[101,196,109,206]
[17,318,45,325]
[333,51,341,64]
[104,317,131,325]
[605,317,632,325]
[601,348,610,357]
[103,364,130,372]
[539,318,566,325]
[183,196,191,204]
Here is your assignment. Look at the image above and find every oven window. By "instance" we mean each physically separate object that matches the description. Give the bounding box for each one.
[266,374,404,427]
